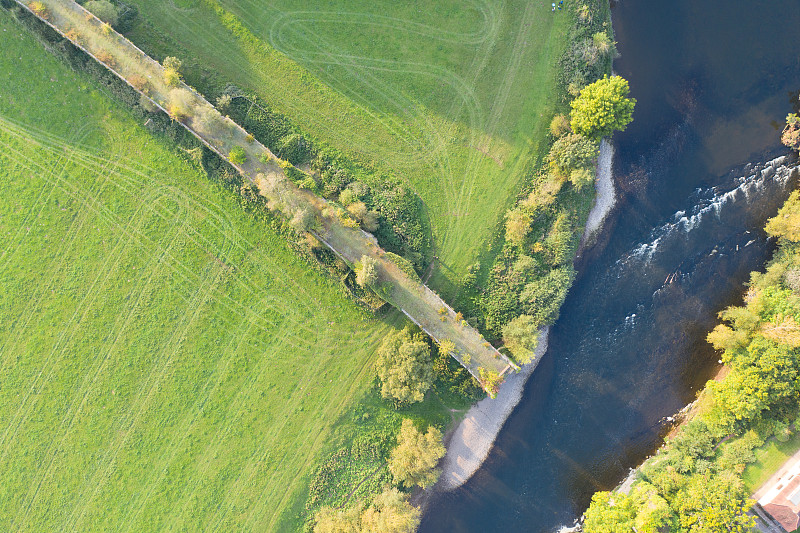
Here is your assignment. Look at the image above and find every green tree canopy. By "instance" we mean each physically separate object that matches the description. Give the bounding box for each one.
[389,419,446,489]
[570,75,636,140]
[502,314,540,364]
[375,328,433,404]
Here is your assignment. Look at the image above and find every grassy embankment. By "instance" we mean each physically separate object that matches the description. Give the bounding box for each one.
[0,10,397,531]
[124,0,572,297]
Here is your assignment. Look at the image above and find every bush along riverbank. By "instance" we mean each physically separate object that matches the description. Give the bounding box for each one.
[582,160,800,532]
[454,0,629,368]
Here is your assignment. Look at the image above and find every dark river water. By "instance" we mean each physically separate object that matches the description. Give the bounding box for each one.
[420,1,800,531]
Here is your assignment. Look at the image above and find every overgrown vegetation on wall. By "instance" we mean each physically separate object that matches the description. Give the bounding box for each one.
[222,89,432,270]
[583,171,800,533]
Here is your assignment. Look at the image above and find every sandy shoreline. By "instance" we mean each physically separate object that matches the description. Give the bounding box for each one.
[582,139,616,247]
[433,139,616,493]
[435,328,551,490]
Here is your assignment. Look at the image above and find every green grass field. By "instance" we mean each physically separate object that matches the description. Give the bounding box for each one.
[743,431,800,493]
[126,0,571,295]
[0,11,396,530]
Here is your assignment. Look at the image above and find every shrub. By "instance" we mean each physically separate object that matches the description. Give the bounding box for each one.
[438,339,455,356]
[478,367,503,397]
[384,252,420,283]
[375,328,433,404]
[85,0,119,26]
[166,88,194,121]
[217,93,233,113]
[277,132,310,164]
[339,188,356,207]
[543,211,575,266]
[28,1,49,19]
[502,315,540,364]
[549,114,571,137]
[356,255,378,287]
[228,146,246,165]
[95,50,115,68]
[128,74,147,92]
[547,133,599,178]
[505,208,531,246]
[570,75,636,140]
[163,56,182,87]
[519,266,574,326]
[389,419,445,489]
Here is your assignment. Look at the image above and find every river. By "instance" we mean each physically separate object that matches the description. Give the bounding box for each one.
[420,1,800,531]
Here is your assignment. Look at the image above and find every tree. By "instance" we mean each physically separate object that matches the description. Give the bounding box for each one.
[162,56,182,87]
[360,488,420,533]
[570,75,636,140]
[228,146,246,165]
[347,201,368,221]
[672,473,755,533]
[389,419,446,489]
[766,190,800,241]
[85,0,118,26]
[356,255,378,287]
[502,315,540,364]
[291,208,314,233]
[583,485,672,533]
[375,328,433,404]
[478,367,503,397]
[313,505,362,533]
[339,188,356,206]
[583,491,637,533]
